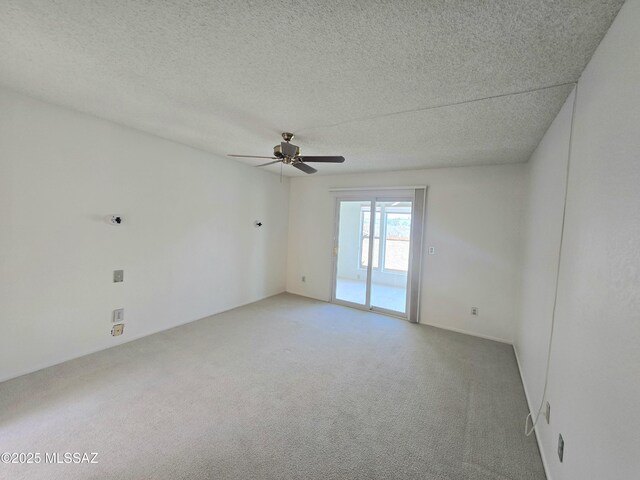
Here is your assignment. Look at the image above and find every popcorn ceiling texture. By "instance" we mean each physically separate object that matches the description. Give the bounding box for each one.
[0,1,624,175]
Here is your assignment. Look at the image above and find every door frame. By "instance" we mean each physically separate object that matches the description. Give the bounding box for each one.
[331,192,420,320]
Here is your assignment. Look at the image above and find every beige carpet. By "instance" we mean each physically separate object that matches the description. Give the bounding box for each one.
[0,293,545,479]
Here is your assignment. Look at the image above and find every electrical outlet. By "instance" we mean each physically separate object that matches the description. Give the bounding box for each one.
[545,401,551,424]
[428,247,436,255]
[471,307,479,316]
[112,308,124,323]
[301,276,306,282]
[111,323,124,336]
[113,270,124,283]
[557,434,564,462]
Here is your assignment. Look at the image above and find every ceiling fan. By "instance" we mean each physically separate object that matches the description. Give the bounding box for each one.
[228,132,345,174]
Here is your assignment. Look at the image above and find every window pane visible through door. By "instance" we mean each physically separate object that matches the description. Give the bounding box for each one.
[383,213,411,272]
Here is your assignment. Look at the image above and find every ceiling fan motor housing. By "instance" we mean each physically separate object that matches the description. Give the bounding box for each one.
[274,142,300,160]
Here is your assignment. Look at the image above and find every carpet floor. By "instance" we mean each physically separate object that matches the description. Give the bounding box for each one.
[0,293,545,479]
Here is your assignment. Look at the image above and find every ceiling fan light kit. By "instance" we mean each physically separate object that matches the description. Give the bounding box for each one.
[229,132,345,174]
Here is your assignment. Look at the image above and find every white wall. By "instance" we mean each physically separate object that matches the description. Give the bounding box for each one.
[515,86,574,476]
[0,88,289,382]
[515,1,640,479]
[286,165,526,343]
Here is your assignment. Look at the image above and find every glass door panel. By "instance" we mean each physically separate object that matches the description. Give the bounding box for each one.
[370,201,412,314]
[334,200,372,306]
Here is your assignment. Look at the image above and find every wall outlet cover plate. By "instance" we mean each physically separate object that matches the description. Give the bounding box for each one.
[111,324,124,336]
[112,308,124,323]
[545,401,551,424]
[558,434,564,462]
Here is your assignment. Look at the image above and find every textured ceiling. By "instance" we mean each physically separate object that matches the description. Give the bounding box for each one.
[0,1,624,175]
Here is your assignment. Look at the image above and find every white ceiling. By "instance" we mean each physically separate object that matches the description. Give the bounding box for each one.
[0,1,624,176]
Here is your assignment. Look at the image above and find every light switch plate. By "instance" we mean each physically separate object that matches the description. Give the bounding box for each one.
[113,270,124,283]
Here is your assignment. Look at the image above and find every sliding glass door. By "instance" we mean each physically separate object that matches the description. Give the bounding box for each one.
[333,195,418,318]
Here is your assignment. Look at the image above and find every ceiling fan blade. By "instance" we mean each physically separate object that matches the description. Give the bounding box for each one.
[297,156,345,163]
[255,159,283,167]
[228,154,278,159]
[292,162,318,174]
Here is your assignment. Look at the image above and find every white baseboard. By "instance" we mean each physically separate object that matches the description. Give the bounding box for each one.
[0,290,286,384]
[419,321,512,344]
[283,288,330,302]
[513,345,552,480]
[285,290,513,345]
